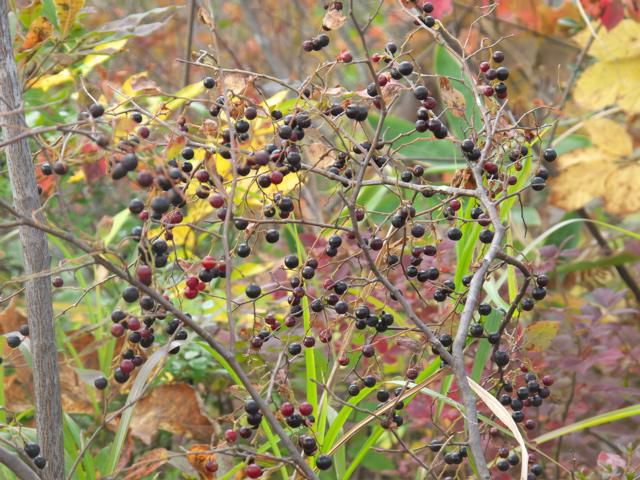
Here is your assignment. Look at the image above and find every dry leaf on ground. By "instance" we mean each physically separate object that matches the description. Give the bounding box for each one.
[129,383,215,444]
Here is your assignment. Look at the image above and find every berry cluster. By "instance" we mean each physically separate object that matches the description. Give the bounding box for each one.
[499,369,554,427]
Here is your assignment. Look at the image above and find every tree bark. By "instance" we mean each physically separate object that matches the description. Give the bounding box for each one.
[0,2,65,479]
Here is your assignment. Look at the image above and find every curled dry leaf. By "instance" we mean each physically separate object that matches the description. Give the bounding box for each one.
[198,6,214,28]
[439,77,466,118]
[305,142,336,169]
[188,444,217,479]
[21,16,54,50]
[122,448,170,480]
[128,383,215,444]
[322,8,347,30]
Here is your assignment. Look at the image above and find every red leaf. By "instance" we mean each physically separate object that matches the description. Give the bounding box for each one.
[600,0,625,29]
[417,0,453,17]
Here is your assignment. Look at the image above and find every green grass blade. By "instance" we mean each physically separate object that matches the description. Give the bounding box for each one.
[342,426,384,480]
[199,342,288,479]
[534,404,640,444]
[286,222,320,438]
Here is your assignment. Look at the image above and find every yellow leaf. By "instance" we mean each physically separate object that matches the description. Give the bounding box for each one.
[582,118,632,157]
[555,147,609,170]
[31,39,127,91]
[550,162,614,211]
[573,59,640,114]
[574,19,640,61]
[121,72,161,98]
[262,89,288,110]
[523,321,560,353]
[79,39,128,75]
[67,169,85,183]
[55,0,84,36]
[21,16,53,50]
[603,164,640,215]
[157,80,205,120]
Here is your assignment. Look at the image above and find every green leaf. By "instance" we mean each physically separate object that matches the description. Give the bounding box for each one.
[471,310,501,381]
[535,404,640,444]
[368,112,458,160]
[433,45,482,139]
[342,427,384,480]
[553,134,591,154]
[42,0,59,29]
[103,208,130,247]
[544,211,582,249]
[556,252,639,274]
[107,345,170,473]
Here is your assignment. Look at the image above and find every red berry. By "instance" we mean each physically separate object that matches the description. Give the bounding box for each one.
[184,287,198,299]
[197,281,206,291]
[195,170,210,183]
[205,460,218,473]
[484,162,498,174]
[542,375,554,386]
[186,276,199,289]
[224,429,237,443]
[202,256,217,270]
[246,464,262,478]
[339,50,353,63]
[281,402,295,417]
[209,193,224,208]
[338,356,349,366]
[137,265,152,286]
[449,199,461,211]
[271,171,284,184]
[139,211,149,221]
[120,359,134,374]
[371,53,381,62]
[377,74,388,87]
[480,61,490,72]
[52,276,64,288]
[111,323,125,338]
[299,401,313,416]
[127,317,141,331]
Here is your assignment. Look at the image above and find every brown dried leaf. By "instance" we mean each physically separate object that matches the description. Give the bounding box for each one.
[0,298,27,334]
[322,8,347,30]
[197,7,214,28]
[439,77,465,118]
[122,448,170,480]
[305,143,336,169]
[188,444,217,479]
[200,119,219,138]
[129,384,215,444]
[22,16,53,50]
[450,167,476,189]
[223,74,249,95]
[381,82,403,105]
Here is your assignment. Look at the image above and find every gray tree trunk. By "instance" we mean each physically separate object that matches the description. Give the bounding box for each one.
[0,1,65,479]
